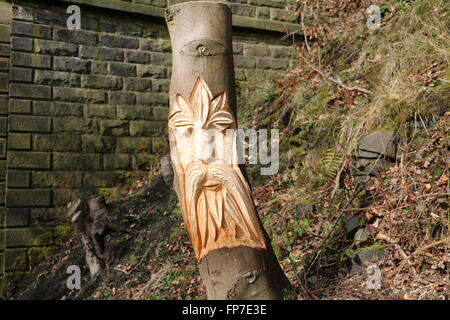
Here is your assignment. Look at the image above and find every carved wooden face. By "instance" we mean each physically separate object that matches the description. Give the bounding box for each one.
[169,77,236,168]
[168,77,266,260]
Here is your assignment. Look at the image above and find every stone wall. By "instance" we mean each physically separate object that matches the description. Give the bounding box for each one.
[0,0,11,293]
[55,0,302,33]
[168,0,301,23]
[1,0,298,293]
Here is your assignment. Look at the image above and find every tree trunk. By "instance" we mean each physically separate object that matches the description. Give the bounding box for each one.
[166,1,294,300]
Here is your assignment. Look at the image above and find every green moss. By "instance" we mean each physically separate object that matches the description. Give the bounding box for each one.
[152,138,169,155]
[28,246,54,267]
[98,187,122,204]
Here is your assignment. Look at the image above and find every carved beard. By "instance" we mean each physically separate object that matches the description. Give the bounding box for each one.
[169,77,266,260]
[185,161,266,258]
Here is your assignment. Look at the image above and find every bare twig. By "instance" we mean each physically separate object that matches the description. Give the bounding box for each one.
[303,181,368,277]
[280,28,302,41]
[133,266,169,300]
[300,55,372,94]
[300,11,311,53]
[376,233,416,276]
[396,236,450,273]
[331,159,347,199]
[114,267,130,275]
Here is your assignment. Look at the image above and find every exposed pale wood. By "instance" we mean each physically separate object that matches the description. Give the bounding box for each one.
[169,76,266,260]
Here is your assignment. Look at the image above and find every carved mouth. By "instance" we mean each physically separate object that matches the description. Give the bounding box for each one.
[203,181,221,191]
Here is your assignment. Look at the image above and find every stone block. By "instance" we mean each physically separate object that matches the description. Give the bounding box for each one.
[0,43,10,56]
[82,75,122,90]
[109,62,136,77]
[125,50,151,64]
[12,5,33,21]
[152,107,169,121]
[11,52,51,69]
[150,52,168,65]
[99,120,128,136]
[117,24,142,37]
[33,101,83,117]
[137,64,167,79]
[0,74,8,93]
[117,105,151,120]
[8,133,31,150]
[255,57,289,70]
[10,83,51,99]
[232,42,244,55]
[82,135,114,153]
[85,104,116,119]
[6,189,52,207]
[53,87,107,104]
[0,95,7,115]
[101,34,139,49]
[109,91,136,105]
[270,8,299,23]
[53,56,91,73]
[34,70,80,86]
[116,137,152,153]
[54,27,97,46]
[229,3,256,17]
[244,44,270,57]
[33,134,82,152]
[34,39,78,56]
[53,118,98,135]
[53,153,101,170]
[151,79,170,92]
[32,171,83,188]
[248,0,287,8]
[140,39,171,52]
[234,55,256,69]
[91,61,108,75]
[6,170,30,188]
[80,45,124,61]
[124,78,152,92]
[9,115,51,133]
[11,67,33,83]
[136,92,169,106]
[358,131,399,159]
[5,209,29,228]
[104,154,130,170]
[5,227,53,247]
[34,8,66,26]
[0,25,10,43]
[8,151,51,169]
[256,7,270,19]
[11,36,33,52]
[11,21,52,39]
[0,117,6,134]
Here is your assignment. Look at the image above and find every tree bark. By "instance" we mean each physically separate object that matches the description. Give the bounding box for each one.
[166,1,294,300]
[68,197,111,278]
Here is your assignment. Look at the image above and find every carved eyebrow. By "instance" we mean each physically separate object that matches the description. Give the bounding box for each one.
[180,39,228,57]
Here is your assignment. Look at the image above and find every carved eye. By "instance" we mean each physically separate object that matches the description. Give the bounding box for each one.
[180,39,227,57]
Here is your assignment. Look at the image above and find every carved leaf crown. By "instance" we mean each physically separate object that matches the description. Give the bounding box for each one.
[169,77,235,134]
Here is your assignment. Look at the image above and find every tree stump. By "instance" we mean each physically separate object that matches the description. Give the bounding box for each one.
[166,1,294,300]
